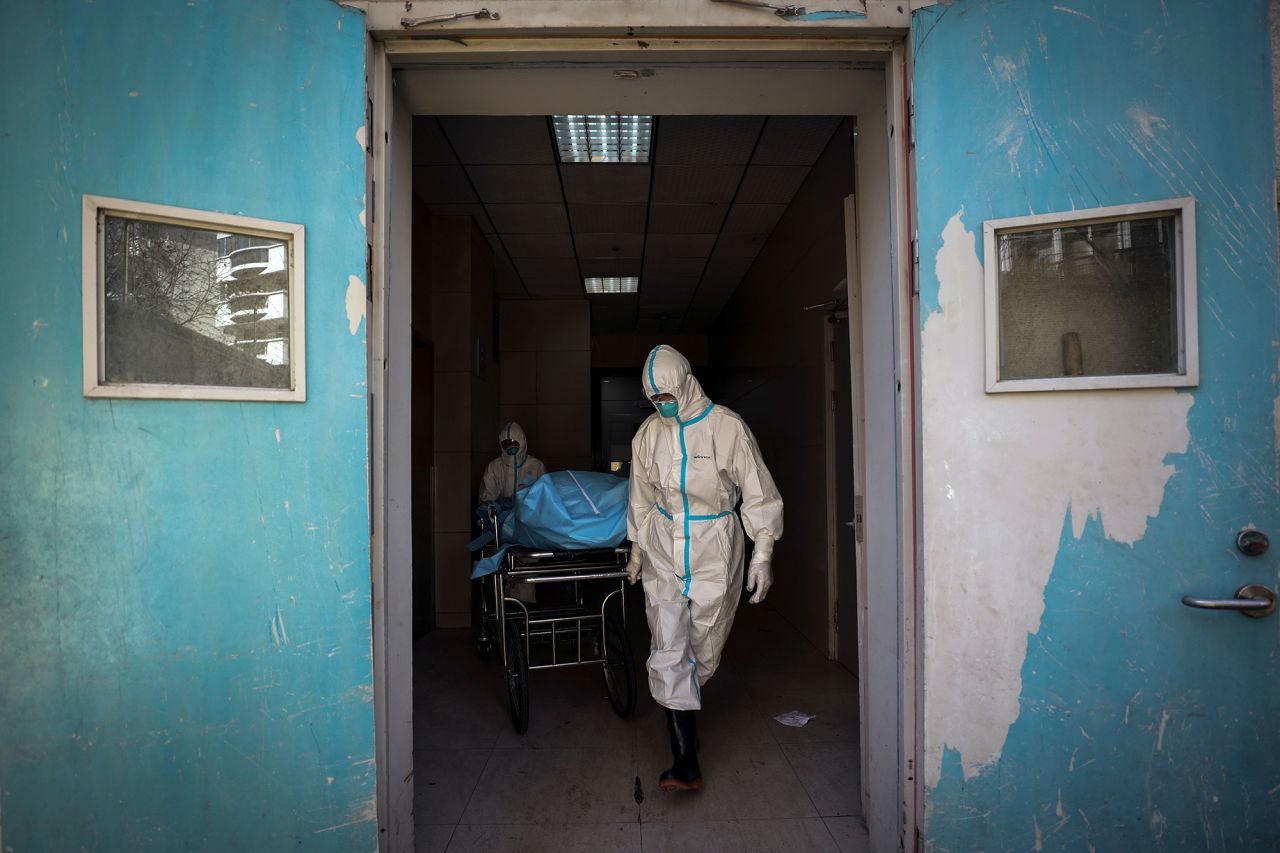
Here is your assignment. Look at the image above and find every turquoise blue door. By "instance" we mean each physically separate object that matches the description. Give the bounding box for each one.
[0,2,377,850]
[913,1,1279,849]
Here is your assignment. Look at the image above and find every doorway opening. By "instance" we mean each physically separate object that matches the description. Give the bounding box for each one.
[370,52,907,852]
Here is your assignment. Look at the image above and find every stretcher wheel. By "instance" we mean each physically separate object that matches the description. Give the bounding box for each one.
[602,613,637,718]
[504,618,530,733]
[471,579,494,662]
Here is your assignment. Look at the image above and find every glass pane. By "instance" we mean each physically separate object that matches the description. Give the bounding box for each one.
[102,215,291,388]
[996,215,1179,381]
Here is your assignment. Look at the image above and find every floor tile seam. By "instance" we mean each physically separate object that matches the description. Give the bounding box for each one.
[818,814,848,852]
[774,728,825,821]
[453,744,500,825]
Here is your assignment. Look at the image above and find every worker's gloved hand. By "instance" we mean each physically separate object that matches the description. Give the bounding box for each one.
[626,549,644,585]
[746,559,773,604]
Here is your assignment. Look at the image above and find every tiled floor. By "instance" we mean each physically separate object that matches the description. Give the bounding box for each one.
[413,600,868,852]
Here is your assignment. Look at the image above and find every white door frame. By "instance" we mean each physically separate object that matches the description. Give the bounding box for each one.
[365,31,918,853]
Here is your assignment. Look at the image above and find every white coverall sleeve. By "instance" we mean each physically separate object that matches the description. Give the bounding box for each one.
[627,432,657,547]
[733,421,784,563]
[524,458,548,485]
[479,460,502,503]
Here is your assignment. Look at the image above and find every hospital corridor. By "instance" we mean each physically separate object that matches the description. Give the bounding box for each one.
[399,94,882,852]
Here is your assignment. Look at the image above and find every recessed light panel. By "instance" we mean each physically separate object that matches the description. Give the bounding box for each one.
[584,276,639,294]
[553,115,653,164]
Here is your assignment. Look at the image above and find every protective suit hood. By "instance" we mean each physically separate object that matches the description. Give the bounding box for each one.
[498,421,529,466]
[642,346,712,422]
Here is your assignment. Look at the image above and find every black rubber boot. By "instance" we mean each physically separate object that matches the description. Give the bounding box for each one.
[659,709,702,792]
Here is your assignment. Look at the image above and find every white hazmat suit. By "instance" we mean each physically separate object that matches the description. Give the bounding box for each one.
[479,421,547,503]
[627,346,784,711]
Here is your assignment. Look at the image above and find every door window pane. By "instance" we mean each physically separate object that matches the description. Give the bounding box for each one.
[100,214,293,390]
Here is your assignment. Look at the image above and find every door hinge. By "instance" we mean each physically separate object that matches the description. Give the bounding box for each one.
[366,243,374,302]
[907,95,916,148]
[910,230,920,296]
[853,495,864,544]
[834,600,839,631]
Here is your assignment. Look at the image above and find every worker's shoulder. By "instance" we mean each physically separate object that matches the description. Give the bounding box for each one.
[633,413,662,441]
[709,403,748,428]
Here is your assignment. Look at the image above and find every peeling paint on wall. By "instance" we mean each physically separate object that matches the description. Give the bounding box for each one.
[921,210,1192,786]
[346,274,367,334]
[914,0,1280,849]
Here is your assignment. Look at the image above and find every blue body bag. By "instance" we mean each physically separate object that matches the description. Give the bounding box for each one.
[470,471,629,578]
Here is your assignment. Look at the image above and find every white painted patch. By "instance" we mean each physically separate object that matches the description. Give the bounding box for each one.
[355,124,367,151]
[31,320,47,338]
[922,211,1193,787]
[1127,104,1168,138]
[345,275,366,335]
[34,377,48,388]
[128,90,140,98]
[274,428,282,443]
[359,193,366,228]
[1051,5,1097,22]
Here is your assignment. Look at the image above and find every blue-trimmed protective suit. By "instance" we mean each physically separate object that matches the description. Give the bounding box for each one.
[628,346,784,710]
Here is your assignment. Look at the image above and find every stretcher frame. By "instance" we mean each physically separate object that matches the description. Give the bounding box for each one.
[473,506,638,732]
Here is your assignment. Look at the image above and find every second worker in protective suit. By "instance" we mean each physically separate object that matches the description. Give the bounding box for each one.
[479,421,547,503]
[626,345,784,793]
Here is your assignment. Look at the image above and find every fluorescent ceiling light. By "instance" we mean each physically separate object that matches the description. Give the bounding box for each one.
[553,115,653,163]
[584,276,639,294]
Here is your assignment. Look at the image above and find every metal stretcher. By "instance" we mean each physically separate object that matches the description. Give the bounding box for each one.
[471,507,637,733]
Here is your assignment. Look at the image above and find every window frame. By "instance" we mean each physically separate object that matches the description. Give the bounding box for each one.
[982,196,1198,393]
[82,195,307,402]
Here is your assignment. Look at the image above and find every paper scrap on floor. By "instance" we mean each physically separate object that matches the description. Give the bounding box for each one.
[774,710,816,727]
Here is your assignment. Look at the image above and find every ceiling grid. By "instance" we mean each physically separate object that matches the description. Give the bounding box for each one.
[413,114,844,331]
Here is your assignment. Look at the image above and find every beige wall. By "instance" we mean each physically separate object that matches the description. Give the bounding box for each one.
[431,216,497,628]
[710,119,854,653]
[498,299,592,472]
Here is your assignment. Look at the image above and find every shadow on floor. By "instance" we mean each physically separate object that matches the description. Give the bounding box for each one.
[413,595,868,852]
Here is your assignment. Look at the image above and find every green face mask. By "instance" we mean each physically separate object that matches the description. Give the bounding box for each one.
[656,400,679,419]
[505,445,520,457]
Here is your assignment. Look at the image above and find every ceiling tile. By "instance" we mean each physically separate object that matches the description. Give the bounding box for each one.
[468,165,563,204]
[568,204,647,234]
[487,203,569,234]
[640,276,702,300]
[735,165,811,205]
[721,204,787,235]
[644,234,718,257]
[579,258,642,278]
[524,277,585,297]
[655,116,764,166]
[426,204,493,233]
[514,257,580,282]
[560,165,651,204]
[715,232,769,257]
[647,204,729,234]
[413,117,457,165]
[651,165,744,204]
[575,233,644,259]
[440,116,555,165]
[643,256,706,280]
[752,115,844,165]
[502,232,575,259]
[702,252,759,284]
[414,165,477,204]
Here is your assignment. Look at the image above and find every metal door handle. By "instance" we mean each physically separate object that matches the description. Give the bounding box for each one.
[1181,584,1276,618]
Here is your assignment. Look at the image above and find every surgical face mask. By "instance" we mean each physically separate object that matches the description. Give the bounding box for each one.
[656,400,679,419]
[505,445,520,457]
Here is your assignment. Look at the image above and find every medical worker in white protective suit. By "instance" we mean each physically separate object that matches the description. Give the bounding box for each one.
[626,345,784,792]
[479,422,547,502]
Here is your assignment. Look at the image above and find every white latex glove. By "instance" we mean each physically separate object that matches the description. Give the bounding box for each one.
[746,559,773,604]
[626,548,643,585]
